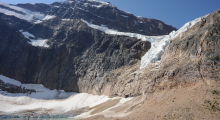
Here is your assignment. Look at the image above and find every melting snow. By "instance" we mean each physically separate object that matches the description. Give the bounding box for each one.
[0,2,45,21]
[121,15,129,18]
[28,39,49,48]
[35,15,56,24]
[87,0,111,5]
[0,75,131,117]
[19,30,50,48]
[0,75,76,100]
[82,14,209,69]
[54,6,60,8]
[0,2,57,23]
[0,75,21,86]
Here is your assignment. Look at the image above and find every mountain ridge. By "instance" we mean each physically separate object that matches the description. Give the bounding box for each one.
[0,0,176,94]
[0,0,220,119]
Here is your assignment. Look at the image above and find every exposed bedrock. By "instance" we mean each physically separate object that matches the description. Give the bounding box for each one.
[101,9,220,97]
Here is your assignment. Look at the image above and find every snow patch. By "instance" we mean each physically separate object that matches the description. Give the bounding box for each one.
[34,15,56,24]
[91,4,103,8]
[82,19,166,42]
[0,75,76,100]
[121,15,129,18]
[68,1,74,4]
[87,0,110,5]
[0,2,45,21]
[0,75,21,86]
[0,2,58,23]
[28,39,49,48]
[62,19,74,21]
[19,30,50,48]
[53,6,60,8]
[43,15,56,20]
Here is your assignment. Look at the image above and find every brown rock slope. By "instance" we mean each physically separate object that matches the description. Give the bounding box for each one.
[83,81,220,120]
[100,9,220,98]
[81,9,220,120]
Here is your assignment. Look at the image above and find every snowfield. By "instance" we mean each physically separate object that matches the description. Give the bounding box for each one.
[0,75,131,118]
[0,75,76,100]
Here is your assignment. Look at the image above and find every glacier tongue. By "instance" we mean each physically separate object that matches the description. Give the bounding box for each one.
[82,14,208,69]
[140,14,208,69]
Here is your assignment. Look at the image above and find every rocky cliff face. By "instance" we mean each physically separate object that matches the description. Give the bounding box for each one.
[0,0,176,93]
[0,16,150,92]
[0,1,219,99]
[16,0,176,36]
[103,9,220,97]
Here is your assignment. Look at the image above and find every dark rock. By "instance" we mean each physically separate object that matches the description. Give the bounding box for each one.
[0,80,36,93]
[0,0,176,95]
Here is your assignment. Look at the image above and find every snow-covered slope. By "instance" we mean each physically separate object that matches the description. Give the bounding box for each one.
[81,19,167,43]
[0,2,45,21]
[0,75,131,118]
[0,75,75,99]
[0,93,131,118]
[82,14,209,69]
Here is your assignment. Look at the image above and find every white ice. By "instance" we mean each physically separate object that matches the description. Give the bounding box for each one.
[81,14,209,69]
[140,14,209,68]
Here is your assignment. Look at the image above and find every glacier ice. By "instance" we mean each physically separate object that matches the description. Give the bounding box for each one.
[0,1,209,68]
[140,14,209,68]
[82,14,209,69]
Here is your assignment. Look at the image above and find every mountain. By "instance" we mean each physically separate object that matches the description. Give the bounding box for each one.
[106,13,215,97]
[16,0,176,35]
[0,0,176,94]
[1,0,220,119]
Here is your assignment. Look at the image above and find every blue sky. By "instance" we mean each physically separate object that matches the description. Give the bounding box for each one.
[0,0,219,29]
